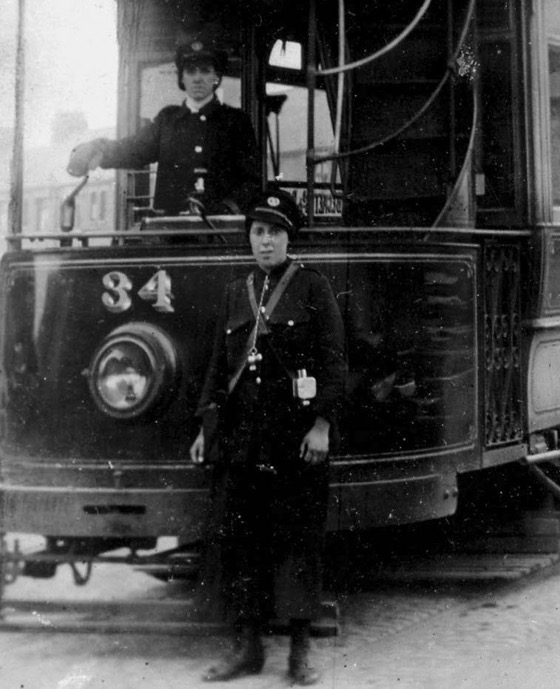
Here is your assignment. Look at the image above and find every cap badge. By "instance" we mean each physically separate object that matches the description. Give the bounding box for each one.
[191,41,204,52]
[267,196,280,207]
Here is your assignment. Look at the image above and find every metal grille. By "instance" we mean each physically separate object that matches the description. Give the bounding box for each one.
[483,244,523,446]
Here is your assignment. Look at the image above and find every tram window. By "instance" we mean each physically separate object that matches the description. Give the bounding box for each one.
[266,42,341,219]
[265,83,335,182]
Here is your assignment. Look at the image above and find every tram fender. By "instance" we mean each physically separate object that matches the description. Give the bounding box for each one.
[327,472,458,530]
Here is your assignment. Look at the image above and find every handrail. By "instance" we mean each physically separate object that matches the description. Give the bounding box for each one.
[317,0,434,77]
[527,465,560,501]
[310,0,476,166]
[4,226,534,243]
[333,0,345,159]
[4,228,242,242]
[4,216,248,243]
[5,225,532,250]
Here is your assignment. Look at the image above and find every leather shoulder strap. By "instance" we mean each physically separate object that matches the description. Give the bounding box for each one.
[228,263,300,395]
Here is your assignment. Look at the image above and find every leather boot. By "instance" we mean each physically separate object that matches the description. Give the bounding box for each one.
[203,622,265,682]
[288,620,320,686]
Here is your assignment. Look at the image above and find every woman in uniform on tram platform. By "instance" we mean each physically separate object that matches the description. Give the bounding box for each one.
[67,38,259,215]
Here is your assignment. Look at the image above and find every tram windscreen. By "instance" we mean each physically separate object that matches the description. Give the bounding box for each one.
[326,255,477,455]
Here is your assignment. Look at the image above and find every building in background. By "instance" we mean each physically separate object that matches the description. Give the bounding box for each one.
[0,112,115,251]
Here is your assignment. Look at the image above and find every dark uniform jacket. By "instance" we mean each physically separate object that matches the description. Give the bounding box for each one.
[99,98,259,214]
[197,258,347,467]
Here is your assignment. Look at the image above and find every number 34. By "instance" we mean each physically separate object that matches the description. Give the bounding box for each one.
[102,270,174,313]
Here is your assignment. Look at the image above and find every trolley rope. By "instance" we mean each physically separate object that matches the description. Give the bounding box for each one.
[431,90,479,228]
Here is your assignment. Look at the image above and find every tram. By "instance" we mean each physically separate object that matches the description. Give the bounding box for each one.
[1,0,560,582]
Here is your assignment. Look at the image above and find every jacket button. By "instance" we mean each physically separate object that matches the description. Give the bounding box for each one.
[195,145,203,153]
[200,115,207,121]
[226,328,232,335]
[288,320,294,326]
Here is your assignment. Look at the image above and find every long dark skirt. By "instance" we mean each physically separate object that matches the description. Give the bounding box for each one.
[199,455,329,625]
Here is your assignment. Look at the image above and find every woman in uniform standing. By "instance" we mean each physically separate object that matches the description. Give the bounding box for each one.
[190,189,346,685]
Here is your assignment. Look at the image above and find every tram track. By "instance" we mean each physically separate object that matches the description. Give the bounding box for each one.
[1,543,559,688]
[0,539,558,637]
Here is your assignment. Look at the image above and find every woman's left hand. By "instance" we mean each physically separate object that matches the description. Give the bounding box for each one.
[300,417,330,465]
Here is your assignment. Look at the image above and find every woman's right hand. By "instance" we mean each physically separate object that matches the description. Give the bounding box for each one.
[190,428,205,464]
[67,139,104,177]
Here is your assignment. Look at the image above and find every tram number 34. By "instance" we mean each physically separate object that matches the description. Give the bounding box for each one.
[101,270,174,314]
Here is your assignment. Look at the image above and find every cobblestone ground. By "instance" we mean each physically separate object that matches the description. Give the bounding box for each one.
[1,557,560,688]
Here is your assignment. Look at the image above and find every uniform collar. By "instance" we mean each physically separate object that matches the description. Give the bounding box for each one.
[254,258,292,286]
[184,93,214,112]
[180,96,222,118]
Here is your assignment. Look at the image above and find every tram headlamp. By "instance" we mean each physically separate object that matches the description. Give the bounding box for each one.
[88,322,179,419]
